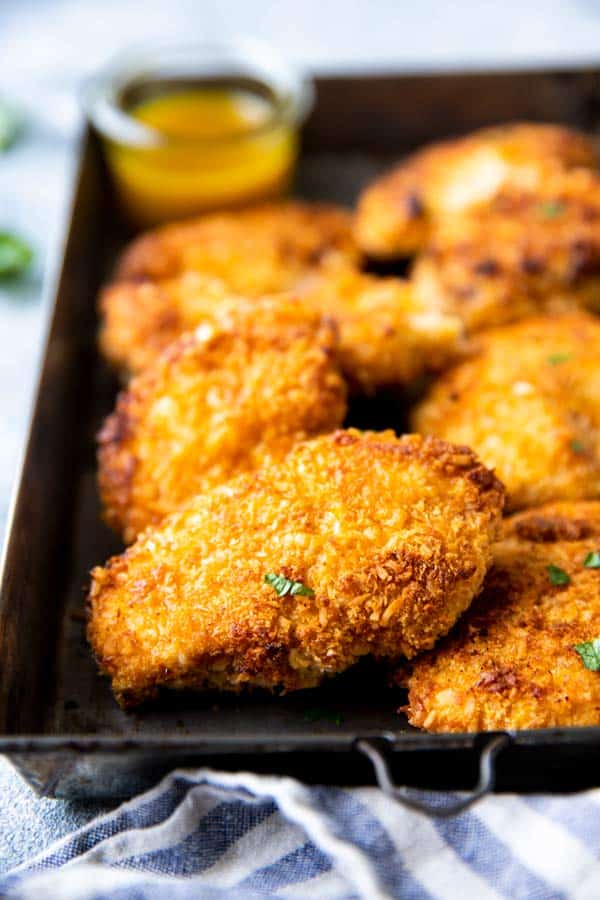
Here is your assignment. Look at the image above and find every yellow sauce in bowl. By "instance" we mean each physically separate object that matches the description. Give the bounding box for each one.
[104,85,298,226]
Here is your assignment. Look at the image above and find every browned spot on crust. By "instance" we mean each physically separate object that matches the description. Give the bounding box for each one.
[514,514,594,543]
[405,193,424,219]
[567,239,600,282]
[476,666,519,693]
[520,256,545,275]
[474,258,500,277]
[467,465,503,493]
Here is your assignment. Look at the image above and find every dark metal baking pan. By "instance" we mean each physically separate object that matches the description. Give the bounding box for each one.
[3,67,600,802]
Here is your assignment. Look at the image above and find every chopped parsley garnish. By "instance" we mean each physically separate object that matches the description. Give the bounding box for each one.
[575,639,600,671]
[264,573,314,597]
[547,564,570,586]
[538,200,565,218]
[303,707,343,725]
[0,99,21,151]
[584,551,600,569]
[0,232,32,278]
[547,352,571,366]
[571,439,585,454]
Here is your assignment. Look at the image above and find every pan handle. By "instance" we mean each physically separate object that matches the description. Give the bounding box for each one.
[356,733,511,818]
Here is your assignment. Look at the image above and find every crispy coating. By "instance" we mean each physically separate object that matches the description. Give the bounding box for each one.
[100,262,463,392]
[355,122,597,258]
[412,312,600,512]
[99,272,243,377]
[114,201,360,288]
[297,267,462,392]
[98,296,347,542]
[405,501,600,732]
[412,169,600,333]
[88,430,505,707]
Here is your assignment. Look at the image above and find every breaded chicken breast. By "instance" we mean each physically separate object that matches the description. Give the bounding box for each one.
[412,312,600,512]
[355,122,597,258]
[99,272,243,377]
[98,296,347,542]
[101,263,463,391]
[88,430,504,707]
[297,267,462,393]
[412,169,600,333]
[114,201,359,288]
[405,501,600,732]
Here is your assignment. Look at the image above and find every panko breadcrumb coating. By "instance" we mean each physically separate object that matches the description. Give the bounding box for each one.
[101,264,463,390]
[99,272,243,377]
[355,122,597,258]
[88,429,505,708]
[113,201,360,289]
[412,312,600,512]
[98,296,347,542]
[405,501,600,732]
[412,169,600,333]
[297,267,462,393]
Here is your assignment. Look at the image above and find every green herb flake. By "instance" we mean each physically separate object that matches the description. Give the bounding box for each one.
[547,352,572,366]
[303,707,343,725]
[0,99,21,151]
[264,572,314,597]
[584,551,600,569]
[547,564,570,586]
[571,439,585,454]
[538,200,566,219]
[575,638,600,671]
[0,232,32,278]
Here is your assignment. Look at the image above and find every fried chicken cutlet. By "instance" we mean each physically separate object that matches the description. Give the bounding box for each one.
[355,122,597,258]
[99,272,242,378]
[98,296,347,542]
[100,264,463,392]
[412,312,600,512]
[113,201,359,288]
[411,169,600,333]
[88,430,505,708]
[405,501,600,732]
[297,267,462,393]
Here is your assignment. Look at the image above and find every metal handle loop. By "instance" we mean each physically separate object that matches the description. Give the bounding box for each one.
[356,733,510,818]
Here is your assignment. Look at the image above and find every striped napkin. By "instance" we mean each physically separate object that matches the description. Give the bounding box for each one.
[1,766,599,899]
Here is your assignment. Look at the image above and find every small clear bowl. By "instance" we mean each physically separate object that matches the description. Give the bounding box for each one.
[82,39,314,227]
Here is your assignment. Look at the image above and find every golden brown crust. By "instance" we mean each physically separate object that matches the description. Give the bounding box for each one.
[355,122,598,258]
[405,501,600,732]
[98,273,243,377]
[297,266,463,392]
[114,201,360,288]
[411,169,600,333]
[98,296,347,542]
[88,429,504,707]
[412,312,600,512]
[100,261,463,392]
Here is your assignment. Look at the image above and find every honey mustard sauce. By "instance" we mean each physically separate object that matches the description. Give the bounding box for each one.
[104,84,298,226]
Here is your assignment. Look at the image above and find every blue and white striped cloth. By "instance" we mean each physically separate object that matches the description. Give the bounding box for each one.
[1,767,600,899]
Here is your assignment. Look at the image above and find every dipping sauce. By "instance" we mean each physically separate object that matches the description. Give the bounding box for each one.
[104,84,299,226]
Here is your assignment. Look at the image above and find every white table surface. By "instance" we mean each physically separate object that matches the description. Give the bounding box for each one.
[3,0,600,873]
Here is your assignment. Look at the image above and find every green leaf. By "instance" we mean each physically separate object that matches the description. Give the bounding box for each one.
[0,232,32,278]
[584,551,600,569]
[538,200,565,219]
[0,99,21,151]
[547,353,571,366]
[575,639,600,671]
[547,564,570,586]
[264,573,314,597]
[571,439,585,454]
